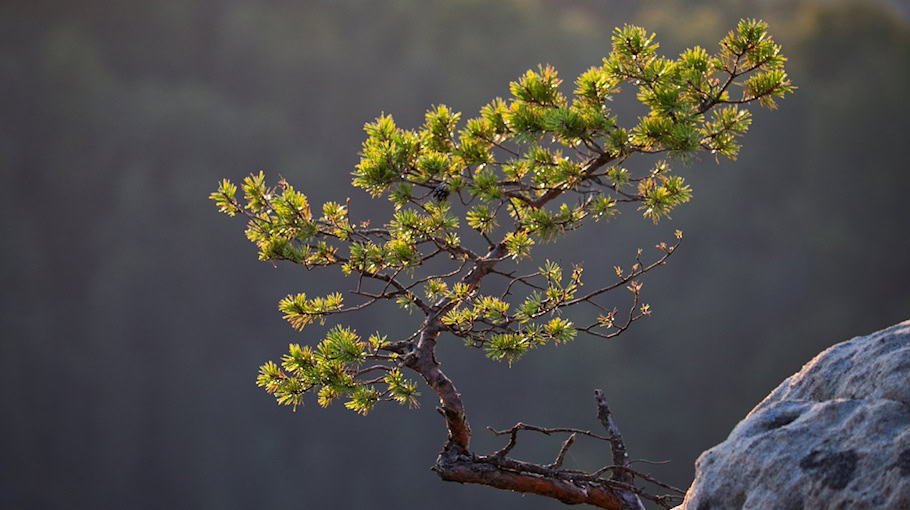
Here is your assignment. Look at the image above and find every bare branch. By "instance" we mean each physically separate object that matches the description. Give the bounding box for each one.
[352,365,393,378]
[561,241,679,308]
[594,389,631,479]
[550,432,576,469]
[488,422,614,443]
[489,426,519,458]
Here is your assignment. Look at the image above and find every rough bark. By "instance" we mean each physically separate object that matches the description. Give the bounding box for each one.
[404,326,471,449]
[434,444,625,509]
[595,389,631,483]
[595,389,646,510]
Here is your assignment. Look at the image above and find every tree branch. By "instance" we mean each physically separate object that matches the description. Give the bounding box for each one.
[434,444,625,509]
[595,389,645,510]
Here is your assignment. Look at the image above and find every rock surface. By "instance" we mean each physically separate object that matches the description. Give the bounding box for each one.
[676,320,910,510]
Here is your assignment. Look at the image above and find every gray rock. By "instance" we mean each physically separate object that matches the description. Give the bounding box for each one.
[676,320,910,510]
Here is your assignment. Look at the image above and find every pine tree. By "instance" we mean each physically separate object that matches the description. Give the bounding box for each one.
[212,19,792,509]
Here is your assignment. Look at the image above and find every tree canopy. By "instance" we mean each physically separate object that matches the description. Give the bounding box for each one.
[213,18,791,509]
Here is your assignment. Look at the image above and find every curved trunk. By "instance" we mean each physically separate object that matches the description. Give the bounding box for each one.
[405,327,471,450]
[401,239,644,510]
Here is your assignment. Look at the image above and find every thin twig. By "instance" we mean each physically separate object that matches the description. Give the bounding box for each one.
[549,433,576,469]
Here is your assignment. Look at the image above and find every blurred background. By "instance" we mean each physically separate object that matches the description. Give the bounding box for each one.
[1,0,908,508]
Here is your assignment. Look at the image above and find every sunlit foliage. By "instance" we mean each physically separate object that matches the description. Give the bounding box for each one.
[213,19,792,415]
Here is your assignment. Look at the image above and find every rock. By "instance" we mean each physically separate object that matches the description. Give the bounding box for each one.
[676,320,910,510]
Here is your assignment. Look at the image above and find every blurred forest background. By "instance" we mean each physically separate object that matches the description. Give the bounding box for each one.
[1,0,909,508]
